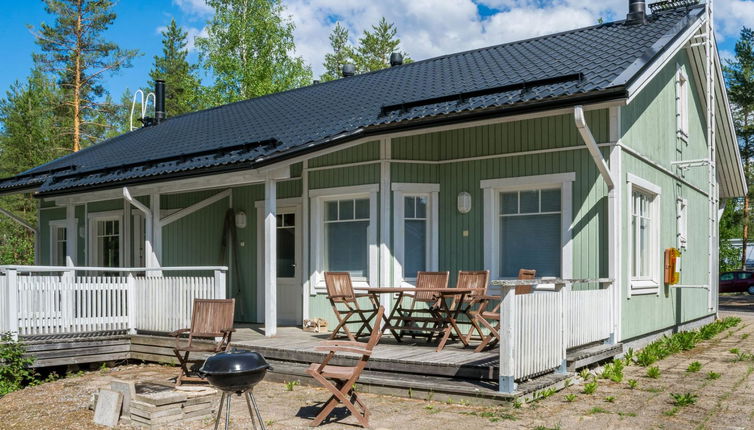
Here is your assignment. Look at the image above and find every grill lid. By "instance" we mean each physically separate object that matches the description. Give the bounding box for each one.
[199,349,270,375]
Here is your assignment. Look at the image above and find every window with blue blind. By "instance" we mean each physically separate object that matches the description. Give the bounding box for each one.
[324,198,370,277]
[499,188,561,277]
[403,195,428,279]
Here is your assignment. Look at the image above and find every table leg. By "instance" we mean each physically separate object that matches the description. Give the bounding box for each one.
[382,292,404,341]
[435,292,470,352]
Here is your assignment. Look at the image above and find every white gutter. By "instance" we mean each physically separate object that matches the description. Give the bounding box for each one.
[0,207,37,234]
[574,106,615,189]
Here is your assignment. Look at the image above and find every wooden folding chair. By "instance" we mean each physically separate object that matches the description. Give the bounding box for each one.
[445,270,490,342]
[324,272,378,341]
[306,306,385,428]
[473,269,535,352]
[395,271,449,341]
[170,298,236,385]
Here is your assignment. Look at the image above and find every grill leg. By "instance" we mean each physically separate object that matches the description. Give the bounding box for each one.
[244,391,258,430]
[213,392,226,430]
[224,393,232,430]
[247,391,266,430]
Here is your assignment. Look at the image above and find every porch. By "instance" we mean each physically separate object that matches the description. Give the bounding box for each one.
[0,265,620,396]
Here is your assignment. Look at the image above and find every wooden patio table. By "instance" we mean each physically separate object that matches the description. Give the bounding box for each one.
[354,287,484,352]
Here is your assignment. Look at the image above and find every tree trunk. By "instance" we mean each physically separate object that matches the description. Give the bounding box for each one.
[743,194,750,270]
[72,0,82,152]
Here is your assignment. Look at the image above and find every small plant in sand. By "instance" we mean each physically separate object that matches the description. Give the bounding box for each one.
[583,381,598,395]
[646,366,661,379]
[706,372,721,380]
[578,369,591,380]
[686,361,702,372]
[283,380,300,391]
[670,392,697,407]
[627,379,638,389]
[604,396,615,403]
[564,393,577,402]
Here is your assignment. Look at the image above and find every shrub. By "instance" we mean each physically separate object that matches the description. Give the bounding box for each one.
[0,332,37,397]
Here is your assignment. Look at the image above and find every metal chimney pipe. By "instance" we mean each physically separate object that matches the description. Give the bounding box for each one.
[390,52,403,67]
[626,0,647,24]
[342,64,355,77]
[155,79,166,123]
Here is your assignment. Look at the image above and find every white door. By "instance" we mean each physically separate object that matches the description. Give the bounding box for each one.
[258,206,303,326]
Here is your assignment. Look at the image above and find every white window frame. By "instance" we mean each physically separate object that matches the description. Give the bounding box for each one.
[392,183,439,286]
[627,174,662,295]
[49,220,69,266]
[310,185,379,290]
[676,66,689,142]
[87,210,124,267]
[677,197,688,251]
[482,173,574,290]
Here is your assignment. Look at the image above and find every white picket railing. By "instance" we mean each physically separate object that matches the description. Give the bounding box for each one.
[494,278,614,393]
[567,285,613,348]
[0,265,227,339]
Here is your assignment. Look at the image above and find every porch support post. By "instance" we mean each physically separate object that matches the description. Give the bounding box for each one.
[379,138,392,311]
[126,274,136,334]
[65,204,77,267]
[123,188,155,272]
[498,285,516,394]
[556,282,568,374]
[7,268,18,340]
[264,178,277,337]
[150,193,162,273]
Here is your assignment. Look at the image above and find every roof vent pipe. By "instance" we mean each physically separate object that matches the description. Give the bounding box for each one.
[626,0,647,24]
[342,64,355,77]
[155,79,166,124]
[390,52,403,66]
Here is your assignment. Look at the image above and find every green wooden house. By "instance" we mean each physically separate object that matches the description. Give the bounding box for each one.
[0,0,744,355]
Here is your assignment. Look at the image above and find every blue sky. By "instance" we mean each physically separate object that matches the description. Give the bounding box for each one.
[0,0,751,103]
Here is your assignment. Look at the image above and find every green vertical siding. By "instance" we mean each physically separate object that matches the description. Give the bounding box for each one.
[308,141,380,168]
[620,50,713,340]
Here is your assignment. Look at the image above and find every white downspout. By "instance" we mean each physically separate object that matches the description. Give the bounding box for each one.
[574,106,615,190]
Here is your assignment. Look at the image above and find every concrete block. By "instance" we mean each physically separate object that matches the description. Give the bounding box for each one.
[134,390,187,406]
[93,389,123,428]
[110,379,136,416]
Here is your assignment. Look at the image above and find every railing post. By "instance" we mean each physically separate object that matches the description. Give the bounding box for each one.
[556,282,568,374]
[7,268,18,340]
[605,281,617,345]
[214,270,226,299]
[127,274,136,334]
[498,284,516,394]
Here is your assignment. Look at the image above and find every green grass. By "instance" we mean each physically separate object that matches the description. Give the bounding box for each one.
[582,381,598,395]
[670,392,698,407]
[686,361,702,372]
[588,407,609,415]
[663,407,680,416]
[618,411,637,418]
[646,366,661,379]
[706,372,721,380]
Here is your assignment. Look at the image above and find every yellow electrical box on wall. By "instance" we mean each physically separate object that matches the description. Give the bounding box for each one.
[664,248,681,285]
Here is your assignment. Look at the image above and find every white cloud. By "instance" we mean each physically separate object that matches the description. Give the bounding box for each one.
[714,0,754,42]
[173,0,213,17]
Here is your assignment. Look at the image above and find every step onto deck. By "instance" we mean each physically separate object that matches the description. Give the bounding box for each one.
[566,342,623,371]
[264,359,570,403]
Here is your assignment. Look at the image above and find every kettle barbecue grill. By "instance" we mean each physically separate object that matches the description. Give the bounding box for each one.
[199,349,271,430]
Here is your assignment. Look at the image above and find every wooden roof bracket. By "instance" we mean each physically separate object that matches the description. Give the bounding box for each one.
[0,207,36,234]
[574,105,615,190]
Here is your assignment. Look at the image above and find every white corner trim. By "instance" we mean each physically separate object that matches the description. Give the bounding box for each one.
[308,184,379,198]
[391,183,440,193]
[626,173,661,195]
[480,172,576,191]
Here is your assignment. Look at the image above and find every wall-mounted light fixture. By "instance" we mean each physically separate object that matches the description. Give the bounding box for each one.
[235,210,247,229]
[457,192,472,214]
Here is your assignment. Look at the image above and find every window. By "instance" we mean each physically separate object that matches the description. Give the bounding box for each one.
[676,67,689,141]
[50,221,67,266]
[392,183,439,283]
[720,273,734,281]
[276,213,296,278]
[310,185,378,288]
[739,272,753,280]
[88,212,123,268]
[627,174,661,294]
[482,173,574,281]
[499,189,562,277]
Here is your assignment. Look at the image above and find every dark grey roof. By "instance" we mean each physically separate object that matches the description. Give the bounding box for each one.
[2,5,705,195]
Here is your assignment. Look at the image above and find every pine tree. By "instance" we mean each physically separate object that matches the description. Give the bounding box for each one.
[196,0,312,104]
[149,19,204,116]
[724,27,754,269]
[321,23,354,82]
[30,0,138,152]
[355,18,411,73]
[0,68,66,264]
